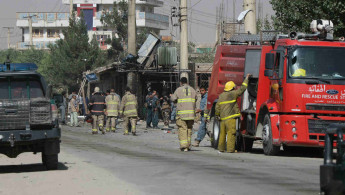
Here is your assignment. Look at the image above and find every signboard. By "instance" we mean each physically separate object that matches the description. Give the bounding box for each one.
[85,73,98,82]
[137,34,160,65]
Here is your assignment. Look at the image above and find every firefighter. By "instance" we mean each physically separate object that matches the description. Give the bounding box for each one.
[105,89,120,132]
[215,74,251,153]
[89,87,106,134]
[171,77,200,152]
[120,87,138,136]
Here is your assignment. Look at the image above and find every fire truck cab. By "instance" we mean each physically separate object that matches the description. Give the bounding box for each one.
[207,20,345,155]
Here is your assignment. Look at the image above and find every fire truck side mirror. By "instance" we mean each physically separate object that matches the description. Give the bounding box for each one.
[265,53,275,70]
[264,70,273,77]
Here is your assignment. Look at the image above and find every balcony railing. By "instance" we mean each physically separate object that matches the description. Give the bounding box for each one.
[62,0,163,6]
[137,12,169,23]
[17,41,56,50]
[17,12,70,23]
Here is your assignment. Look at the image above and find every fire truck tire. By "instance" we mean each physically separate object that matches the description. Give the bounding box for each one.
[210,116,220,149]
[262,114,280,156]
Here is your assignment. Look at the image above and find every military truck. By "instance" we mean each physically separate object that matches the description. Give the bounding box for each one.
[0,62,60,170]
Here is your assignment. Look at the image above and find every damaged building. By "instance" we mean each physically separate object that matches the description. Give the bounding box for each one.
[85,33,212,118]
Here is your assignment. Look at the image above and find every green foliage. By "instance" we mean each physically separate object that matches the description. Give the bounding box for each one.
[39,12,106,91]
[270,0,345,37]
[101,1,128,40]
[0,49,47,64]
[100,1,151,61]
[257,15,273,32]
[189,52,215,63]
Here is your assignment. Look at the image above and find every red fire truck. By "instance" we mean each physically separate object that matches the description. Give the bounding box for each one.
[207,20,345,155]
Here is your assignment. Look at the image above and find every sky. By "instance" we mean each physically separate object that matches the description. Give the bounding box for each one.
[0,0,274,49]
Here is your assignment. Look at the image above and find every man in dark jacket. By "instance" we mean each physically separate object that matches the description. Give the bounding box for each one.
[89,87,106,134]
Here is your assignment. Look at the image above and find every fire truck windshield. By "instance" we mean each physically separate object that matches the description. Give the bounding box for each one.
[288,46,345,80]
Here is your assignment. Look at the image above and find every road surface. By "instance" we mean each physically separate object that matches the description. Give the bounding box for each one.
[0,120,322,195]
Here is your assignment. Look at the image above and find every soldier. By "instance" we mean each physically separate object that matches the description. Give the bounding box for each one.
[160,95,171,128]
[120,87,138,136]
[88,87,106,134]
[215,74,251,153]
[171,77,200,152]
[105,89,120,132]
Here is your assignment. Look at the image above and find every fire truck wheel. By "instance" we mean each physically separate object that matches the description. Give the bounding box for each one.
[262,114,280,156]
[209,116,220,149]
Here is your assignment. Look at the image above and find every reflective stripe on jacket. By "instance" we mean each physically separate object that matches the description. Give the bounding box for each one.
[120,91,138,117]
[89,93,105,116]
[215,78,248,121]
[171,84,200,120]
[105,93,120,117]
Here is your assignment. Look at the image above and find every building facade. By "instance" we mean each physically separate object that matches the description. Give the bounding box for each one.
[16,0,169,50]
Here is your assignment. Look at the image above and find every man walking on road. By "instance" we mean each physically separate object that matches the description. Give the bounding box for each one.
[105,89,120,132]
[193,86,208,147]
[120,87,138,136]
[146,91,159,129]
[215,74,251,153]
[171,77,200,152]
[89,87,106,134]
[69,94,79,127]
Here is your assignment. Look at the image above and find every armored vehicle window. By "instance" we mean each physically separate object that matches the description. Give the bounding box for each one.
[11,80,28,99]
[0,77,44,99]
[29,80,44,98]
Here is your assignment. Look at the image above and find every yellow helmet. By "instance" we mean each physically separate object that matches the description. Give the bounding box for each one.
[224,81,236,91]
[292,68,306,77]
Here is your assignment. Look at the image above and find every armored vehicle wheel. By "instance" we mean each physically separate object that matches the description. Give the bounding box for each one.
[42,153,58,170]
[262,115,280,156]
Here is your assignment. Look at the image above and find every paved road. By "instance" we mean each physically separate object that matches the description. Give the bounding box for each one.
[0,121,322,195]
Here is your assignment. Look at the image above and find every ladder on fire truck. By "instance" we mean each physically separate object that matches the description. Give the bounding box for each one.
[226,31,287,45]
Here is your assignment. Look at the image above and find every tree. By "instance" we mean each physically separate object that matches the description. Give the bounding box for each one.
[101,1,151,61]
[257,15,273,33]
[270,0,345,37]
[39,12,106,91]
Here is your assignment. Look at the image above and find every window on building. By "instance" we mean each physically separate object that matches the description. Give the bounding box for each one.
[33,29,43,38]
[47,29,60,38]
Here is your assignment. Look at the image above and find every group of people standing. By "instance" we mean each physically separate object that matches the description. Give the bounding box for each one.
[88,86,138,136]
[145,90,174,129]
[65,73,251,154]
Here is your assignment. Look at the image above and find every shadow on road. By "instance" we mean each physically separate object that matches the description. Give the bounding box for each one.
[250,148,323,158]
[0,162,68,174]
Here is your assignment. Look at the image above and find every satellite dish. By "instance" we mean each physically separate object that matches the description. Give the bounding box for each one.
[237,9,251,22]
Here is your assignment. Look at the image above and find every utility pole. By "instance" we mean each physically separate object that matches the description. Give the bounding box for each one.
[243,0,257,34]
[180,0,188,80]
[127,0,137,92]
[3,27,13,49]
[24,15,37,49]
[70,0,73,16]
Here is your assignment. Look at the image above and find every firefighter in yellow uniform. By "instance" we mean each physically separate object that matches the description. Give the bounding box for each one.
[105,89,120,132]
[215,74,251,153]
[120,87,138,136]
[171,77,200,152]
